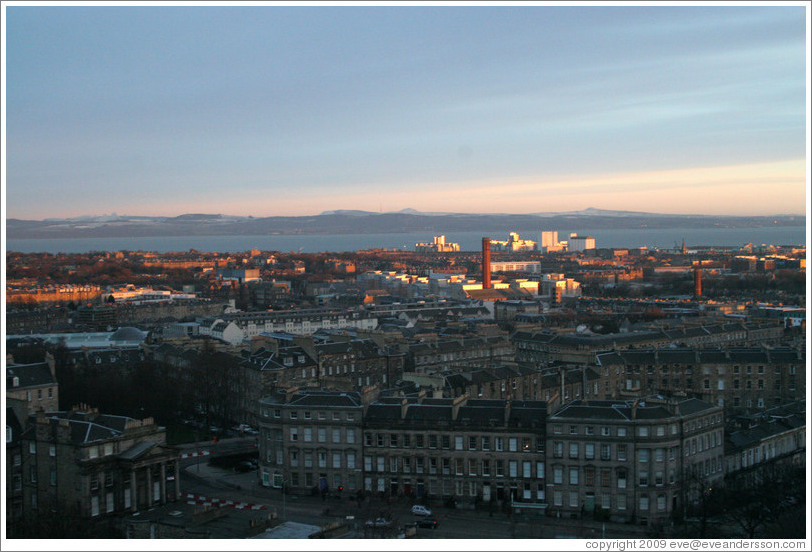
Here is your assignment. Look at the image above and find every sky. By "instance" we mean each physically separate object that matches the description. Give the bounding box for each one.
[3,2,809,220]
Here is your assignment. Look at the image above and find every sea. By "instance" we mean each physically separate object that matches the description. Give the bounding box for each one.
[5,226,807,255]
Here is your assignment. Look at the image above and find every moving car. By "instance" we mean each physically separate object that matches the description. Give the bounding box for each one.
[416,519,439,529]
[411,505,432,516]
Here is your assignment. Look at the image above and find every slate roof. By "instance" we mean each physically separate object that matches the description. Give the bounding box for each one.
[552,396,717,421]
[6,362,56,389]
[287,392,362,408]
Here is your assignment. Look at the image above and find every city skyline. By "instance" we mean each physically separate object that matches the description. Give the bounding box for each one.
[3,2,809,220]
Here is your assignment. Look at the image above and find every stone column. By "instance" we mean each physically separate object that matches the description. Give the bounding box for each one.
[131,469,138,512]
[160,463,166,505]
[146,467,153,507]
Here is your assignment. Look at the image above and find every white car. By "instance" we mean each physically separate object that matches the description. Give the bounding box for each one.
[411,505,432,517]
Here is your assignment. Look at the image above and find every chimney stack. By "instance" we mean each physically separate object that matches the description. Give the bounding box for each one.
[694,267,702,299]
[482,238,491,289]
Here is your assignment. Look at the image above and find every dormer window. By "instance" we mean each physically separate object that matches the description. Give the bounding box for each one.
[12,377,19,387]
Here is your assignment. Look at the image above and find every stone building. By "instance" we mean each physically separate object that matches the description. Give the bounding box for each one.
[595,346,805,412]
[6,361,59,416]
[18,405,180,521]
[546,396,724,525]
[256,389,366,494]
[362,394,548,510]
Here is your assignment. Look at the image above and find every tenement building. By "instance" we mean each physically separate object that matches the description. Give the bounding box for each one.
[595,346,805,411]
[362,395,548,510]
[257,389,366,493]
[546,396,724,525]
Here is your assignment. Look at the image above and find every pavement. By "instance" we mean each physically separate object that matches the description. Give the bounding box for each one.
[177,456,658,539]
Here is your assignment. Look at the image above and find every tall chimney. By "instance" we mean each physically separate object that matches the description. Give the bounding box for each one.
[482,237,491,289]
[694,267,702,299]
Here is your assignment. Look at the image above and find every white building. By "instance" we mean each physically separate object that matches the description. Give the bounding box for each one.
[568,233,596,252]
[415,235,460,253]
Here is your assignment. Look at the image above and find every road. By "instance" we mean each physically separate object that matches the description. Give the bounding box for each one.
[175,438,643,539]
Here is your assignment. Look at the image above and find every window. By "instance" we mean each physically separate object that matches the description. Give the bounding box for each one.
[509,438,518,452]
[304,428,312,442]
[601,427,610,436]
[332,429,341,443]
[657,494,666,511]
[569,443,579,459]
[639,471,648,486]
[601,469,611,487]
[333,452,341,469]
[455,436,463,450]
[469,459,478,476]
[290,451,299,467]
[617,427,627,437]
[49,445,56,457]
[347,429,355,444]
[522,461,531,478]
[289,428,298,441]
[481,436,490,451]
[429,435,438,449]
[318,428,326,443]
[495,437,504,451]
[305,451,313,468]
[569,468,579,485]
[290,411,298,420]
[391,434,399,447]
[655,471,664,486]
[553,466,563,484]
[617,470,627,489]
[509,461,518,478]
[304,411,311,420]
[617,494,627,510]
[640,496,649,511]
[319,452,327,469]
[601,444,611,461]
[442,435,451,449]
[638,449,649,463]
[569,425,577,435]
[585,443,595,460]
[554,442,563,458]
[536,461,545,479]
[638,426,649,437]
[617,445,627,462]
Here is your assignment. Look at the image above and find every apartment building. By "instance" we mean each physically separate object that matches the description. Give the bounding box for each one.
[595,346,805,411]
[546,397,724,525]
[362,395,548,510]
[256,390,366,494]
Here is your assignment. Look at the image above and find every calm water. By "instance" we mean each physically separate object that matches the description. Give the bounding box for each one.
[5,227,806,254]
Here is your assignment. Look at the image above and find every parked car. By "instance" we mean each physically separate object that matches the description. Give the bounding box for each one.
[365,517,392,528]
[234,460,257,473]
[416,519,439,529]
[411,504,432,516]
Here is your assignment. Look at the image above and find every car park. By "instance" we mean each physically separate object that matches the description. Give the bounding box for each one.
[411,504,432,516]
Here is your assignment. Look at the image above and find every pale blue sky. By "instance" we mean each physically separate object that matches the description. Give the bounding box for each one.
[4,3,808,219]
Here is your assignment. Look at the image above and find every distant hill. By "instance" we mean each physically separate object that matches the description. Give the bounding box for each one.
[6,210,805,239]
